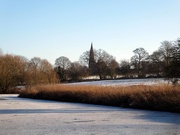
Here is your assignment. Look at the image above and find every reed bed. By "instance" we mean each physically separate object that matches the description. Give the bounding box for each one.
[19,84,180,113]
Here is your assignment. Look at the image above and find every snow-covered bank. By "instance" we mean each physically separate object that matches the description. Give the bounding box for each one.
[68,78,167,86]
[0,94,180,135]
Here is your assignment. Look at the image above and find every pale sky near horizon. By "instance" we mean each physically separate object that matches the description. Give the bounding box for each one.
[0,0,180,65]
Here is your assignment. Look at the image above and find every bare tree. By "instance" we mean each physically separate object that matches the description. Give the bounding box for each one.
[119,60,131,78]
[55,56,71,81]
[96,49,114,64]
[96,60,108,79]
[164,39,180,84]
[67,62,88,81]
[159,41,174,66]
[131,47,149,77]
[0,54,28,93]
[79,51,90,67]
[95,49,118,79]
[15,55,29,85]
[55,56,71,70]
[107,59,119,79]
[149,50,165,76]
[26,57,42,85]
[79,49,117,79]
[79,49,98,67]
[26,57,58,86]
[40,59,59,84]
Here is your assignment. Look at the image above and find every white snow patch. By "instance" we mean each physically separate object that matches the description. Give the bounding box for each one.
[68,78,167,86]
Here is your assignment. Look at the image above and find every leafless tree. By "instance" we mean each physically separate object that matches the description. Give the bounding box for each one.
[95,60,106,79]
[96,49,114,64]
[55,56,71,70]
[26,57,58,86]
[107,59,119,79]
[79,51,90,67]
[131,47,149,77]
[79,49,118,79]
[95,49,118,79]
[40,59,58,84]
[0,54,28,93]
[119,60,131,78]
[79,49,98,67]
[26,57,42,85]
[164,39,180,84]
[158,41,174,66]
[149,50,165,76]
[67,62,88,81]
[55,56,71,81]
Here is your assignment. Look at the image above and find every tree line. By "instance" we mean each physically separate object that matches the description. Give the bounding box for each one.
[55,38,180,83]
[0,55,58,93]
[0,38,180,93]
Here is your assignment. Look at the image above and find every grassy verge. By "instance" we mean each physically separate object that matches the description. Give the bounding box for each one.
[19,84,180,113]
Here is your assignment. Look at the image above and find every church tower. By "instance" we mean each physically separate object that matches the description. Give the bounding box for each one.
[89,43,96,74]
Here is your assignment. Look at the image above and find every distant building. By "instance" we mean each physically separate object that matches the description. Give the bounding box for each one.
[89,43,96,74]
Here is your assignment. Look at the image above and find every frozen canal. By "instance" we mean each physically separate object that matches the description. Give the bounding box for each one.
[0,94,180,135]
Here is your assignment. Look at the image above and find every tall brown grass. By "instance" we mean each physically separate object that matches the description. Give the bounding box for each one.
[19,84,180,113]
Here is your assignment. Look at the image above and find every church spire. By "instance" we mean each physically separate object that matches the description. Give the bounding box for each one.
[90,42,93,51]
[89,43,96,74]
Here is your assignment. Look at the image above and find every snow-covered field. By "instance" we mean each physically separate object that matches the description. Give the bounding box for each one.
[0,94,179,135]
[69,78,167,86]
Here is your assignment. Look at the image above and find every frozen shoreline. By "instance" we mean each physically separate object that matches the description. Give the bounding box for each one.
[68,78,167,86]
[0,94,180,135]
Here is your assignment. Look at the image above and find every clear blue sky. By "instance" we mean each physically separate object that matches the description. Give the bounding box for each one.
[0,0,180,64]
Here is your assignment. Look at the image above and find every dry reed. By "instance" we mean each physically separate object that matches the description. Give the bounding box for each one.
[19,84,180,113]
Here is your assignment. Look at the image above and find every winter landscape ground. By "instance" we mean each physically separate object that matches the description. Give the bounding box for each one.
[69,78,167,86]
[19,78,180,113]
[0,94,180,135]
[0,79,180,135]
